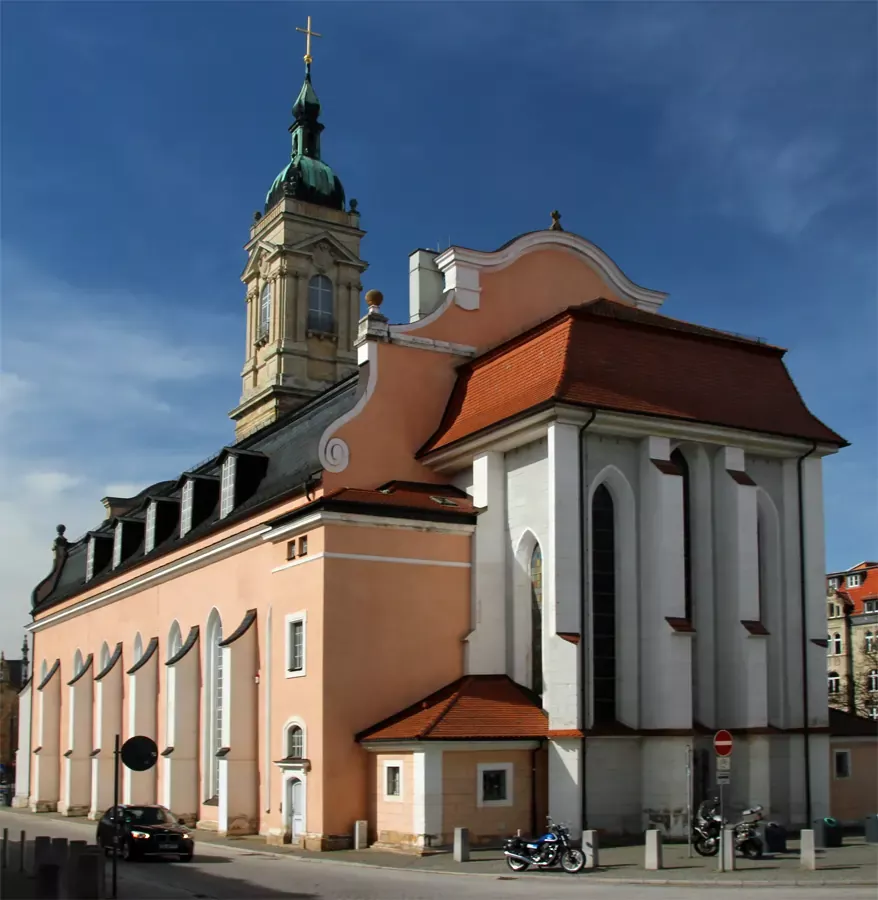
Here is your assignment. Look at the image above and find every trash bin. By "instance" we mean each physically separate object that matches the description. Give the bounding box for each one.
[813,817,843,848]
[765,822,787,853]
[0,786,11,807]
[865,815,878,844]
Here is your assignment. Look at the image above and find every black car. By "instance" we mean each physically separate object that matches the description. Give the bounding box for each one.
[96,804,194,861]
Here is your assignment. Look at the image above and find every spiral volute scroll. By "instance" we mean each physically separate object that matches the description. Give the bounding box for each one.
[321,437,350,473]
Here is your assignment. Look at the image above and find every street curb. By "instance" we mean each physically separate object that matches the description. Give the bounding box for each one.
[2,807,875,889]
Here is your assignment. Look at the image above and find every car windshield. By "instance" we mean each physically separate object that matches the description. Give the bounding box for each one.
[123,806,173,825]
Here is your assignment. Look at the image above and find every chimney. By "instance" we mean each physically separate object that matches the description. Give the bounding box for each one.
[408,250,444,323]
[101,496,135,520]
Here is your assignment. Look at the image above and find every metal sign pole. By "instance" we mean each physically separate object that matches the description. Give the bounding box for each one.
[112,733,120,899]
[686,745,693,858]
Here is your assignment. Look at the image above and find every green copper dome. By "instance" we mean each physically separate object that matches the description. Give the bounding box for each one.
[265,68,345,214]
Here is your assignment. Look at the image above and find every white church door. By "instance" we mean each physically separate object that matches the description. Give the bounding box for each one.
[286,778,304,840]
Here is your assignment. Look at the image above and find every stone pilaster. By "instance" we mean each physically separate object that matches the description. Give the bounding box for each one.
[59,659,93,816]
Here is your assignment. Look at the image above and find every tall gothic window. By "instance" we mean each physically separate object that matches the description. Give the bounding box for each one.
[592,484,617,724]
[308,275,334,334]
[259,283,271,340]
[671,449,693,622]
[205,610,224,801]
[530,543,543,696]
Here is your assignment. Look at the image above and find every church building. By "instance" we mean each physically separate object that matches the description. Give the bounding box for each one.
[15,32,847,851]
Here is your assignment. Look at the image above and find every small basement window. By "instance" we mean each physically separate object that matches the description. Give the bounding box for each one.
[833,749,851,779]
[477,762,513,807]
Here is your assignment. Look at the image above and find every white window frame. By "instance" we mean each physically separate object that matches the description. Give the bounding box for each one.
[259,282,272,339]
[112,521,124,568]
[285,722,306,760]
[86,539,96,581]
[144,502,157,554]
[847,573,864,588]
[828,672,840,694]
[869,669,878,693]
[866,632,875,653]
[307,274,334,334]
[382,760,403,802]
[870,706,878,721]
[284,612,307,679]
[865,600,878,614]
[220,456,237,519]
[828,577,839,589]
[832,633,842,655]
[476,762,513,808]
[833,749,852,779]
[180,480,194,537]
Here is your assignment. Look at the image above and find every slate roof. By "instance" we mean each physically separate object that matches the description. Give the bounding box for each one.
[356,675,549,742]
[32,376,361,614]
[419,299,847,455]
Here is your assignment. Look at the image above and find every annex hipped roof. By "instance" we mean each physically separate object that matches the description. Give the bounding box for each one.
[356,674,549,742]
[420,298,846,455]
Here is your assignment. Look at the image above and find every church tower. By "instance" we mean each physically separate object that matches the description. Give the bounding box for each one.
[230,18,367,440]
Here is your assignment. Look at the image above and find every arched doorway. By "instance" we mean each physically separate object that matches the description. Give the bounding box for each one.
[285,777,305,841]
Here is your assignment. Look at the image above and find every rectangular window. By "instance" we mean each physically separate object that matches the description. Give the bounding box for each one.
[865,600,877,614]
[477,763,513,807]
[180,480,194,537]
[298,535,308,557]
[220,456,237,518]
[847,573,864,588]
[144,502,157,554]
[112,522,123,568]
[383,762,402,800]
[287,540,297,561]
[833,749,851,779]
[86,539,96,581]
[285,613,306,678]
[828,577,839,589]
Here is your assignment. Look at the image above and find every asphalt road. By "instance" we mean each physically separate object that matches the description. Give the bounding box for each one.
[1,810,875,900]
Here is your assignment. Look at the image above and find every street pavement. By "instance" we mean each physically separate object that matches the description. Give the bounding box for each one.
[1,808,876,900]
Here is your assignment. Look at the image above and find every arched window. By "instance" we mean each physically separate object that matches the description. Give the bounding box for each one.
[286,724,304,759]
[828,671,840,694]
[832,633,842,656]
[100,642,110,672]
[259,283,271,339]
[133,633,143,663]
[592,483,617,724]
[307,275,334,334]
[529,543,543,696]
[868,669,878,693]
[205,610,224,800]
[670,449,693,622]
[866,632,875,654]
[73,649,84,677]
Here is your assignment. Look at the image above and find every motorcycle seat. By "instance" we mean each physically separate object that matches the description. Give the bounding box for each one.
[741,806,763,816]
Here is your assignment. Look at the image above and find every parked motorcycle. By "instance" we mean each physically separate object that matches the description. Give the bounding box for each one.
[503,818,585,873]
[692,797,764,859]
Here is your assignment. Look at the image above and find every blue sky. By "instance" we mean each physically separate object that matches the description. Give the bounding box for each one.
[1,1,875,655]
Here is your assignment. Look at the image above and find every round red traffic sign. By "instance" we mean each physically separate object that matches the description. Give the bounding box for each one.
[714,729,733,757]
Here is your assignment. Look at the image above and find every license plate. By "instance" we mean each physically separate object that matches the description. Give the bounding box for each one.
[159,843,177,850]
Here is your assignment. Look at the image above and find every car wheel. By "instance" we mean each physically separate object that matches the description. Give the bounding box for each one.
[121,840,136,862]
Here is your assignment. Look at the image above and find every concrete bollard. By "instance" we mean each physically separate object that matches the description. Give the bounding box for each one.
[50,836,69,868]
[65,840,89,896]
[71,849,105,900]
[19,830,26,873]
[353,820,368,851]
[719,827,736,871]
[453,827,470,863]
[35,861,61,900]
[800,828,817,870]
[582,829,599,869]
[645,829,663,870]
[34,835,52,873]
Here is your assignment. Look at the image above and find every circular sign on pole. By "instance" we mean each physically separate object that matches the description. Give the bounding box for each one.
[713,729,733,757]
[120,736,158,772]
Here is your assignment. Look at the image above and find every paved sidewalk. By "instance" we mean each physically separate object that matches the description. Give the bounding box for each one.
[3,806,876,887]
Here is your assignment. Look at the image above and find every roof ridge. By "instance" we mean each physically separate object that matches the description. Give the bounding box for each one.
[421,675,469,738]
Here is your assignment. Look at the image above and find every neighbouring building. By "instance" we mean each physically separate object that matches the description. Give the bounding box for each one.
[826,562,878,720]
[828,707,878,825]
[16,36,847,850]
[1,639,29,784]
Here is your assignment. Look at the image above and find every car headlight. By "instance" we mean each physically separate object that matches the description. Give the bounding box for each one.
[130,830,151,840]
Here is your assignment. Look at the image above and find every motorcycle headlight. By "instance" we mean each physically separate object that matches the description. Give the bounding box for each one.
[130,830,151,840]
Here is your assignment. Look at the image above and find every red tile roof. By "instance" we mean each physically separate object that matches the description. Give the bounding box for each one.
[419,299,846,455]
[356,675,549,742]
[828,563,878,614]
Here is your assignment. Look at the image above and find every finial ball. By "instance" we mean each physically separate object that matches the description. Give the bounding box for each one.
[56,524,66,536]
[365,289,384,309]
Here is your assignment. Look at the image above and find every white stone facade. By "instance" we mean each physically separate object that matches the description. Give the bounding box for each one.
[459,422,833,837]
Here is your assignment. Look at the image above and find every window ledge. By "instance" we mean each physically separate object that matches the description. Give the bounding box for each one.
[666,617,695,634]
[306,329,338,342]
[285,669,306,680]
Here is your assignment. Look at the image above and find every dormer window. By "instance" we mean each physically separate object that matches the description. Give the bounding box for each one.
[258,283,272,341]
[220,455,237,518]
[84,532,114,581]
[113,521,124,568]
[86,539,96,581]
[144,502,157,554]
[180,480,194,536]
[847,572,864,588]
[307,275,334,334]
[828,577,839,590]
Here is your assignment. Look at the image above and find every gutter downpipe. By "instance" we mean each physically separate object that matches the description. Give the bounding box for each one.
[577,409,598,833]
[797,440,818,827]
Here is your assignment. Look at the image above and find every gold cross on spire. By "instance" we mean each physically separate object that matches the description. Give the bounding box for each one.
[296,15,322,66]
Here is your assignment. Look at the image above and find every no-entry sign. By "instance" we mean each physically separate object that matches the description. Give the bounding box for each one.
[714,729,733,757]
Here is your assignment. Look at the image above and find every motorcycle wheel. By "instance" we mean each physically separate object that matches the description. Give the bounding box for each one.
[693,837,719,857]
[740,838,763,860]
[506,857,529,872]
[560,849,585,873]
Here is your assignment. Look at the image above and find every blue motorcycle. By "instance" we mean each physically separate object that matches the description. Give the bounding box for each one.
[503,818,585,872]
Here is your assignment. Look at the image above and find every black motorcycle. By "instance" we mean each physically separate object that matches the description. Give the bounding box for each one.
[503,818,585,873]
[692,798,764,859]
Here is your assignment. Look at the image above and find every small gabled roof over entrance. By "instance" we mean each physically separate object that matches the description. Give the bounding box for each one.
[356,674,549,743]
